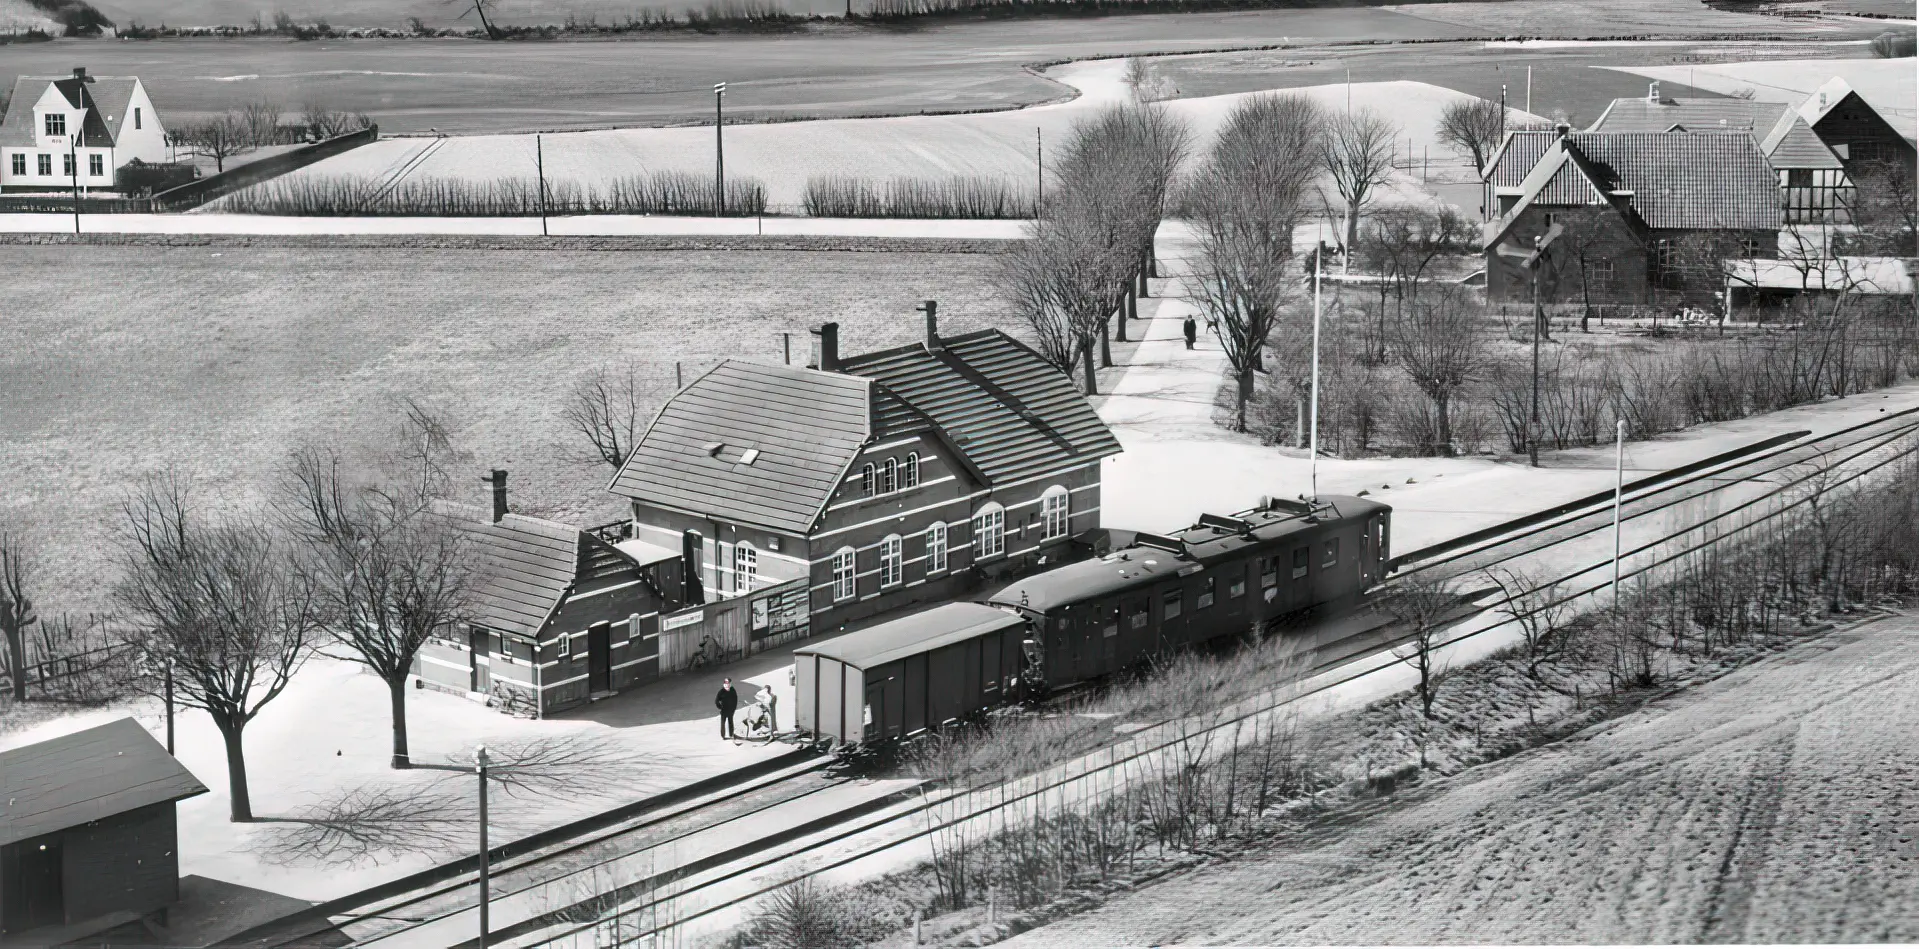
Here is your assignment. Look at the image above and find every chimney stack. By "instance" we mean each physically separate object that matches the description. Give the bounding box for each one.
[810,322,840,372]
[919,300,940,353]
[1647,81,1659,102]
[482,469,508,523]
[1554,121,1571,140]
[72,66,89,82]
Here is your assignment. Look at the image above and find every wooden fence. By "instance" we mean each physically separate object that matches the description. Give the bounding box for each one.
[655,577,811,675]
[0,641,136,696]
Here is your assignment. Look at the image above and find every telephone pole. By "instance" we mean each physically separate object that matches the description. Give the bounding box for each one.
[714,82,727,217]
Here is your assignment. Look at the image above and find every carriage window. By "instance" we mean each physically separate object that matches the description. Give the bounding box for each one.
[1292,547,1310,579]
[1129,598,1149,629]
[1260,557,1278,589]
[1323,538,1339,568]
[1161,587,1182,620]
[1102,603,1120,638]
[1197,577,1216,609]
[1229,576,1246,598]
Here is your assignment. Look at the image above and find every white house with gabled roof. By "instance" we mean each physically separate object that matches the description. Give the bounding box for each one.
[0,67,167,192]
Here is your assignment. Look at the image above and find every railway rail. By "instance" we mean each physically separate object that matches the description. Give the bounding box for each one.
[232,408,1919,949]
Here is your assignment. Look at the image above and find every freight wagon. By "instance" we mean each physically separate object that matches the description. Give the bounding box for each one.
[794,496,1389,746]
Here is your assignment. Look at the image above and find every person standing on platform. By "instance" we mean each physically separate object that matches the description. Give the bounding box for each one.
[716,678,739,740]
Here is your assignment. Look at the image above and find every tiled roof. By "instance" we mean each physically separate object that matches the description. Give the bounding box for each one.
[839,329,1122,487]
[0,718,207,846]
[1485,130,1556,190]
[436,502,581,637]
[0,75,136,148]
[1588,97,1842,170]
[609,363,876,534]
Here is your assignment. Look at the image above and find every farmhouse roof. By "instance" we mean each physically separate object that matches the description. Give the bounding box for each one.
[0,718,207,846]
[609,362,879,535]
[1485,130,1780,248]
[838,329,1121,487]
[0,74,141,148]
[434,501,585,637]
[1796,76,1857,129]
[1484,129,1556,192]
[1589,97,1843,170]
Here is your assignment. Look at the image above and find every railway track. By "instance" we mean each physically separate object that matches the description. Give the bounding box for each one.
[235,408,1919,949]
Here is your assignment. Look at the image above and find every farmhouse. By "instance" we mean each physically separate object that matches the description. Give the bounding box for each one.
[0,67,167,193]
[609,307,1120,635]
[0,718,206,940]
[1481,125,1782,306]
[414,471,685,717]
[1796,76,1917,178]
[1588,82,1852,223]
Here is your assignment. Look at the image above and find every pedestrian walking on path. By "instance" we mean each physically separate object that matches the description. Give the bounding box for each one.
[759,684,779,737]
[716,678,739,740]
[1183,315,1197,350]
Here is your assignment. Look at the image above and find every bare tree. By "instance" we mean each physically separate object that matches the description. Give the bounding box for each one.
[174,112,254,173]
[1486,567,1576,680]
[0,532,36,703]
[114,474,321,822]
[391,396,467,502]
[1122,57,1174,103]
[282,448,474,769]
[1321,107,1400,264]
[446,0,502,37]
[1355,203,1473,363]
[238,100,284,148]
[300,102,371,140]
[1386,573,1460,719]
[1390,285,1483,456]
[1183,93,1325,431]
[1436,98,1506,177]
[1003,210,1132,394]
[562,364,663,472]
[1000,230,1083,376]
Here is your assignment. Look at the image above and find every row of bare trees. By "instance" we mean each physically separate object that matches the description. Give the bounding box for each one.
[171,101,372,172]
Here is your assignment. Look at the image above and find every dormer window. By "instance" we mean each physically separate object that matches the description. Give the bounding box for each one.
[45,113,65,137]
[703,441,724,457]
[740,448,760,466]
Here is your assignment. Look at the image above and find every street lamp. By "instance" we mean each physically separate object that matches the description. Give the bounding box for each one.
[1309,223,1324,502]
[477,744,491,949]
[714,82,727,217]
[1612,418,1626,609]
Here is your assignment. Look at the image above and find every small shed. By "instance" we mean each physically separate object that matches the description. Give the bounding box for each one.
[0,718,207,938]
[794,602,1027,745]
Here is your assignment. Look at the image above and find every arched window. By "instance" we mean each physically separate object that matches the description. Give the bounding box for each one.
[734,543,758,594]
[831,547,858,601]
[860,464,876,497]
[972,503,1005,560]
[903,452,920,488]
[1040,485,1070,540]
[880,534,903,587]
[925,522,948,574]
[880,458,898,495]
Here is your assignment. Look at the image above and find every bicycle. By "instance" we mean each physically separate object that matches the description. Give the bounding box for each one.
[688,635,718,670]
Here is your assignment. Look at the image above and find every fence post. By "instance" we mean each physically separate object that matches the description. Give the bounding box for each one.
[913,910,923,945]
[987,886,998,927]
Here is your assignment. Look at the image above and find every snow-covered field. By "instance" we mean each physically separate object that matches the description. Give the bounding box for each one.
[1003,611,1919,944]
[1614,57,1917,138]
[0,214,1030,238]
[239,62,1509,215]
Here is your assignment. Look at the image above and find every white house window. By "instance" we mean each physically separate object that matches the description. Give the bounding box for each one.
[9,155,23,176]
[973,504,1005,560]
[1040,486,1069,539]
[716,540,734,595]
[37,154,50,176]
[860,464,876,497]
[880,535,903,587]
[831,547,857,601]
[45,114,65,137]
[88,154,103,177]
[734,543,758,593]
[903,453,920,488]
[880,458,898,494]
[61,153,73,177]
[556,633,571,658]
[925,522,947,573]
[134,107,142,130]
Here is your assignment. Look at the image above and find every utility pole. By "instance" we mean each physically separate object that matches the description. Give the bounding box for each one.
[714,82,727,217]
[477,745,491,949]
[70,128,81,235]
[1529,232,1543,468]
[164,659,175,755]
[535,133,548,237]
[1310,226,1324,501]
[1612,419,1626,608]
[1035,127,1043,218]
[1525,65,1533,116]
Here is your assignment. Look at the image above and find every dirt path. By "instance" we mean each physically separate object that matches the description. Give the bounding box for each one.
[1001,614,1919,945]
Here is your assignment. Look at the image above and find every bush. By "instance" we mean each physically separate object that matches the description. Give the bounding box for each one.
[803,175,1035,219]
[215,171,770,217]
[1870,31,1915,58]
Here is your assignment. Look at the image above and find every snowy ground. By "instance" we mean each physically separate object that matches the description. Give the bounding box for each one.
[1001,611,1919,945]
[0,214,1030,239]
[1613,56,1917,139]
[0,653,803,902]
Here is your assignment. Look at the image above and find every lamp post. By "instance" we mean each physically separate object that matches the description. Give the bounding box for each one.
[1035,127,1043,219]
[714,82,727,217]
[1310,225,1324,502]
[70,126,82,235]
[534,133,548,237]
[1529,232,1543,468]
[477,745,491,949]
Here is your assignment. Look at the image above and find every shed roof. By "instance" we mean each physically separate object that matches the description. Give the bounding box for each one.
[795,602,1025,669]
[839,330,1122,486]
[609,362,874,535]
[0,718,206,846]
[435,502,582,637]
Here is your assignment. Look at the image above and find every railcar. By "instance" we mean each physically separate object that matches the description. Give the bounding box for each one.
[794,496,1389,745]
